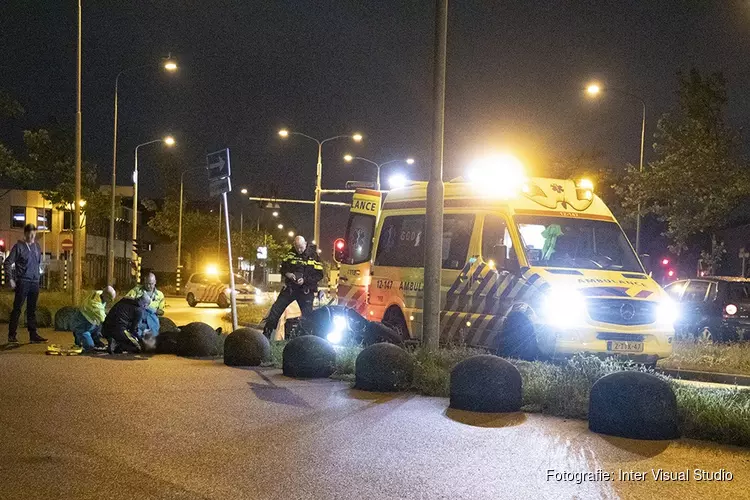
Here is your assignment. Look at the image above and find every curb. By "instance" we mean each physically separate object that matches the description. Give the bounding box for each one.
[657,367,750,387]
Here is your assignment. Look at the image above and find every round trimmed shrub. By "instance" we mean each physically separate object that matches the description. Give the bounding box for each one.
[156,328,180,354]
[21,306,52,328]
[224,328,270,366]
[450,355,522,413]
[176,322,221,357]
[54,306,79,331]
[159,316,178,333]
[589,371,679,440]
[282,335,336,378]
[355,343,414,391]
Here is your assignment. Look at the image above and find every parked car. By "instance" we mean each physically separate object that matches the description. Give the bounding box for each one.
[664,277,750,342]
[185,272,266,308]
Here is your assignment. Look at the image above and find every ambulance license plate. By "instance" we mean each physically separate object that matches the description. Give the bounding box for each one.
[607,341,644,353]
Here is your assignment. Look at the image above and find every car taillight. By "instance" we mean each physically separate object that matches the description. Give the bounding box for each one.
[725,304,738,316]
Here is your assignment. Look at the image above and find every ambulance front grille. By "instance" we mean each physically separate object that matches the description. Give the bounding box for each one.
[587,299,657,326]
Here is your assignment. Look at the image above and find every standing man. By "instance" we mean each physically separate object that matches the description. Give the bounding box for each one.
[4,224,47,344]
[125,272,165,335]
[262,235,324,339]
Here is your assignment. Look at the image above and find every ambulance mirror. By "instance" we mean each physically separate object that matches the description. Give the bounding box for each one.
[639,253,652,275]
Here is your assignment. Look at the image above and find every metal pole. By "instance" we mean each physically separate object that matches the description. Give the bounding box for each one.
[423,0,448,350]
[131,147,139,282]
[217,201,222,259]
[176,173,185,293]
[314,142,322,245]
[635,100,646,254]
[107,78,119,286]
[222,192,238,331]
[376,164,381,191]
[72,0,83,304]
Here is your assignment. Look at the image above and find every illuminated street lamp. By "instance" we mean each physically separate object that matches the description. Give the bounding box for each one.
[288,230,295,238]
[585,80,646,253]
[343,155,415,191]
[272,211,279,217]
[240,188,248,194]
[132,136,175,274]
[107,56,178,284]
[278,128,363,245]
[277,223,284,230]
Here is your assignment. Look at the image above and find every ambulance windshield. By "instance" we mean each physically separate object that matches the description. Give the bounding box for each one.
[515,215,643,273]
[342,213,376,265]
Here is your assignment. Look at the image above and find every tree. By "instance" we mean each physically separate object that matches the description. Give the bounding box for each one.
[615,69,750,253]
[0,90,34,193]
[0,89,23,119]
[23,127,107,228]
[147,197,287,271]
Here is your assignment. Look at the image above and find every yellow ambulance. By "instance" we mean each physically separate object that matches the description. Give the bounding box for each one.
[337,167,676,362]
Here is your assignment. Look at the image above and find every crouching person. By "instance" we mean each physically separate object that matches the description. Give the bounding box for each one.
[72,286,116,352]
[102,295,151,354]
[125,272,165,337]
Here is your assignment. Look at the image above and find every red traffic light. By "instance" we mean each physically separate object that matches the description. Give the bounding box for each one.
[334,238,345,251]
[667,269,675,277]
[661,258,670,266]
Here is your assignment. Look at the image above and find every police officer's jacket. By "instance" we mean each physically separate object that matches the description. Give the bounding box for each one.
[280,246,324,292]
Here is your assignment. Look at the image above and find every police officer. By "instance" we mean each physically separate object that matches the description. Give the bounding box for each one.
[263,235,324,338]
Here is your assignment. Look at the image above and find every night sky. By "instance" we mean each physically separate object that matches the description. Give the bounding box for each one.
[2,1,750,255]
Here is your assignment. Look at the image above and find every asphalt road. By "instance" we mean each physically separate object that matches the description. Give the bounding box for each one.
[163,297,234,332]
[0,329,748,500]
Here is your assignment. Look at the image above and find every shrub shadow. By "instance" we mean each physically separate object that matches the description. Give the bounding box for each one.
[596,434,671,457]
[345,388,408,404]
[445,408,527,428]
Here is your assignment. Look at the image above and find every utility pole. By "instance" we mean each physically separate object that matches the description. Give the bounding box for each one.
[423,0,448,349]
[72,0,83,305]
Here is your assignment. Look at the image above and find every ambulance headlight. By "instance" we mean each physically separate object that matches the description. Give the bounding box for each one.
[656,298,679,325]
[542,288,587,326]
[326,315,347,345]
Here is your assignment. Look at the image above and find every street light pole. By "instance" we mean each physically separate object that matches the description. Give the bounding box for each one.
[585,83,647,253]
[132,137,174,283]
[73,0,83,305]
[423,0,449,349]
[176,165,205,293]
[278,130,362,245]
[107,59,177,286]
[343,156,415,191]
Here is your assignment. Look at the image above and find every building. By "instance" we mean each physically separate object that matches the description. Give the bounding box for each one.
[0,187,136,289]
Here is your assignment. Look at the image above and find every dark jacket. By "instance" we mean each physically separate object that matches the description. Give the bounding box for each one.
[4,240,42,283]
[102,298,144,338]
[280,245,324,292]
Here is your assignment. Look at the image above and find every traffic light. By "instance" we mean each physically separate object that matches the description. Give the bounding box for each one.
[661,258,670,266]
[333,238,345,263]
[0,239,5,254]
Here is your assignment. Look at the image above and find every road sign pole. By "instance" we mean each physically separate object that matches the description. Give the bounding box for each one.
[423,0,448,350]
[222,191,238,332]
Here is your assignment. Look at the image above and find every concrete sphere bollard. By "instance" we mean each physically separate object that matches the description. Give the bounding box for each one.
[21,306,52,328]
[159,316,178,334]
[155,328,180,354]
[282,335,336,378]
[224,328,270,367]
[54,306,79,331]
[589,371,679,440]
[450,355,523,413]
[176,322,222,357]
[355,343,414,392]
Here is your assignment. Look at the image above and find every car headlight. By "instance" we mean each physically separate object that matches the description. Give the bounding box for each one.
[541,288,587,326]
[326,315,347,344]
[656,298,679,325]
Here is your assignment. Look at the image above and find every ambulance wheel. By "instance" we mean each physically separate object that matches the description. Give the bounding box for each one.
[217,294,229,309]
[187,293,198,308]
[382,307,409,342]
[500,314,539,360]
